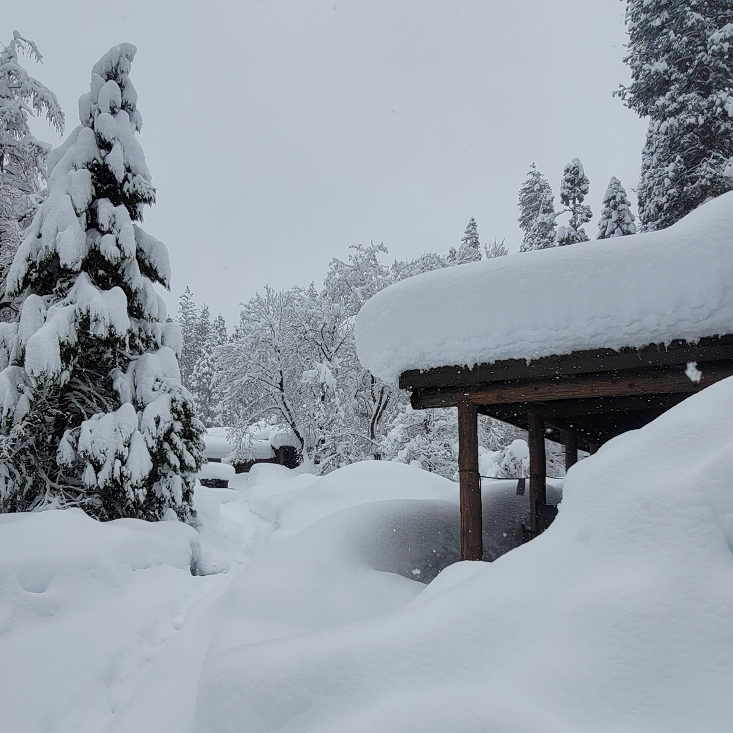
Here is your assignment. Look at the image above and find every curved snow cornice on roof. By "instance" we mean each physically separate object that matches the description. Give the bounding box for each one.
[355,191,733,384]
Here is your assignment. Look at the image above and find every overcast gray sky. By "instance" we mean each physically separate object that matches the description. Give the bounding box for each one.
[12,0,647,325]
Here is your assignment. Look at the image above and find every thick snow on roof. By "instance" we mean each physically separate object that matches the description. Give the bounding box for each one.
[356,191,733,383]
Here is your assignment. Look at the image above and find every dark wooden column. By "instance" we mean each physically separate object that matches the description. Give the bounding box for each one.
[564,429,578,470]
[527,409,547,537]
[457,400,482,561]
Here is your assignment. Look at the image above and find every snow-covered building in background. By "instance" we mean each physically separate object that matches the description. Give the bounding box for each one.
[356,192,733,559]
[203,425,300,473]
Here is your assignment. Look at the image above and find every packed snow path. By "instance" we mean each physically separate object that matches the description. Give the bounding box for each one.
[2,376,733,732]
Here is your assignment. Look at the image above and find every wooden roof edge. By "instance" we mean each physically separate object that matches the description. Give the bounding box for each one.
[409,360,733,410]
[399,335,733,391]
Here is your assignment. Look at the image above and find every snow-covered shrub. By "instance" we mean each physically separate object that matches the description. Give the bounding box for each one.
[0,43,205,521]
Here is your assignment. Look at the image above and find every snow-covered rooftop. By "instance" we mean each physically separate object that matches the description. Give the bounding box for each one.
[356,192,733,383]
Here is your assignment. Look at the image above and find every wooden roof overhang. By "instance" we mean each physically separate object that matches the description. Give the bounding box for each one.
[398,335,733,561]
[401,335,733,451]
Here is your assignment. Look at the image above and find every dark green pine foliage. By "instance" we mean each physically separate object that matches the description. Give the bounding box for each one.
[618,0,733,230]
[518,163,557,251]
[0,44,205,520]
[557,158,592,246]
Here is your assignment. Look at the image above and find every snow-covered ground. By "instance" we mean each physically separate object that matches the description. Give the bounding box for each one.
[2,377,733,732]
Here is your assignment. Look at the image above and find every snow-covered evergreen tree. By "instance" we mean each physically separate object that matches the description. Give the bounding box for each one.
[618,0,733,230]
[556,158,592,246]
[189,309,227,427]
[0,32,64,317]
[449,217,482,265]
[518,164,557,251]
[597,177,637,239]
[177,285,199,389]
[0,44,204,520]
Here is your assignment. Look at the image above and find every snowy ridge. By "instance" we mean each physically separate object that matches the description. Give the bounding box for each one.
[356,191,733,382]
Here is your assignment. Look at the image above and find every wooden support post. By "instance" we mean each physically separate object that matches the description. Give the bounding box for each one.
[564,429,578,470]
[527,409,547,537]
[457,400,482,561]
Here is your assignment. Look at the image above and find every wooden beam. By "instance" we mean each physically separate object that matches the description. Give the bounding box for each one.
[527,410,547,537]
[400,335,733,391]
[410,362,733,409]
[457,401,482,561]
[565,430,578,470]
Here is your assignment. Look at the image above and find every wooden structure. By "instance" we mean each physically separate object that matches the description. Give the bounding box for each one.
[400,335,733,561]
[232,445,301,474]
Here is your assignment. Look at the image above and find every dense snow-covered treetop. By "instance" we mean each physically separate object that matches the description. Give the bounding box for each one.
[356,191,733,383]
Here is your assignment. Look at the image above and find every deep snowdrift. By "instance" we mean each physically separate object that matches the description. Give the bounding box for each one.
[2,379,733,732]
[355,191,733,382]
[196,378,733,733]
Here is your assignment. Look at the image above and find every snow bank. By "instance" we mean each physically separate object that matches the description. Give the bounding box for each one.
[203,427,235,461]
[356,191,733,382]
[198,462,236,482]
[0,509,205,733]
[194,377,733,733]
[5,376,733,732]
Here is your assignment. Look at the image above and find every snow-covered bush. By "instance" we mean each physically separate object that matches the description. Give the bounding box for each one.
[0,43,205,521]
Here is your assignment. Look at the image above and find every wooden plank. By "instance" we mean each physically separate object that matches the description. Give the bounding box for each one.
[565,430,578,470]
[478,394,686,422]
[400,335,733,391]
[457,401,482,561]
[527,410,547,537]
[410,362,733,409]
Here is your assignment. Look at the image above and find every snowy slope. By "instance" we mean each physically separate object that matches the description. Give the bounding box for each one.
[195,377,733,733]
[1,379,733,731]
[356,191,733,382]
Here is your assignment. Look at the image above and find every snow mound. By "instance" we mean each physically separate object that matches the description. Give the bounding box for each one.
[198,462,236,482]
[194,377,733,732]
[356,191,733,382]
[0,509,203,732]
[203,427,235,461]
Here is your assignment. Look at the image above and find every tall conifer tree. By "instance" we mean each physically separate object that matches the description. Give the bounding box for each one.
[557,157,592,246]
[618,0,733,229]
[0,32,64,314]
[449,217,482,265]
[518,163,556,251]
[597,177,637,239]
[0,44,205,520]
